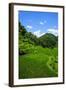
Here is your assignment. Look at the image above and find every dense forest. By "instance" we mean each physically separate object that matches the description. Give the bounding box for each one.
[19,22,58,79]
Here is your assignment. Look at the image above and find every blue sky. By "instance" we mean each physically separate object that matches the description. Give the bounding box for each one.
[19,11,58,37]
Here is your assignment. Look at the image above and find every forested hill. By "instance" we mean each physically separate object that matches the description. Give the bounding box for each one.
[39,33,58,48]
[19,22,58,55]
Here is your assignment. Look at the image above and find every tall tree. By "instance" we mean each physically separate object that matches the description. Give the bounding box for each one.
[19,22,27,35]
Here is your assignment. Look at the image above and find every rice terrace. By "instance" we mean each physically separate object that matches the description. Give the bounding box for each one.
[19,11,58,79]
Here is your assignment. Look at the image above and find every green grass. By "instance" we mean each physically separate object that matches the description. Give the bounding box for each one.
[19,46,58,79]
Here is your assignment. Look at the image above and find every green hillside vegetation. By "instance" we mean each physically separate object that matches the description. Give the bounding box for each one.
[19,22,58,79]
[39,33,58,48]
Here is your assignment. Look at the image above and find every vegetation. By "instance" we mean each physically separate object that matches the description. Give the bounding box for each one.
[39,33,58,48]
[19,22,58,79]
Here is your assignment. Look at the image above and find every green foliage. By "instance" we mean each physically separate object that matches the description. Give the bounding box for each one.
[19,22,40,55]
[39,33,58,48]
[19,22,58,55]
[24,32,39,45]
[19,21,58,78]
[19,22,27,35]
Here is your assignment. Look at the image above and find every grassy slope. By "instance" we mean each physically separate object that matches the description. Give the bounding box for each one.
[19,46,58,79]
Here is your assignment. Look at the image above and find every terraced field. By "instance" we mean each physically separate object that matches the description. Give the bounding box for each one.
[19,47,58,79]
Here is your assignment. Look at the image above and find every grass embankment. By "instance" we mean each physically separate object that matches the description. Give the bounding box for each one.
[19,46,58,79]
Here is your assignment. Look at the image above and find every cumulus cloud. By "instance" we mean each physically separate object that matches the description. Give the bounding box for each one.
[26,25,32,29]
[33,30,45,37]
[48,29,58,36]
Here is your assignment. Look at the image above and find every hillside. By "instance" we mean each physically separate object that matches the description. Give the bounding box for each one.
[19,22,58,78]
[19,22,58,55]
[39,33,58,48]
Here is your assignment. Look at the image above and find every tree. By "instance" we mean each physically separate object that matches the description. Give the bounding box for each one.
[24,32,39,45]
[19,22,27,35]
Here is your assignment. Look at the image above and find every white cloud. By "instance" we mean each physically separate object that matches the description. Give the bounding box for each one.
[40,22,44,25]
[40,20,47,25]
[33,30,45,37]
[26,25,32,29]
[48,29,58,36]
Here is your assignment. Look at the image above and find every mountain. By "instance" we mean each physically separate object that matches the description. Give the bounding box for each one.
[39,33,58,48]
